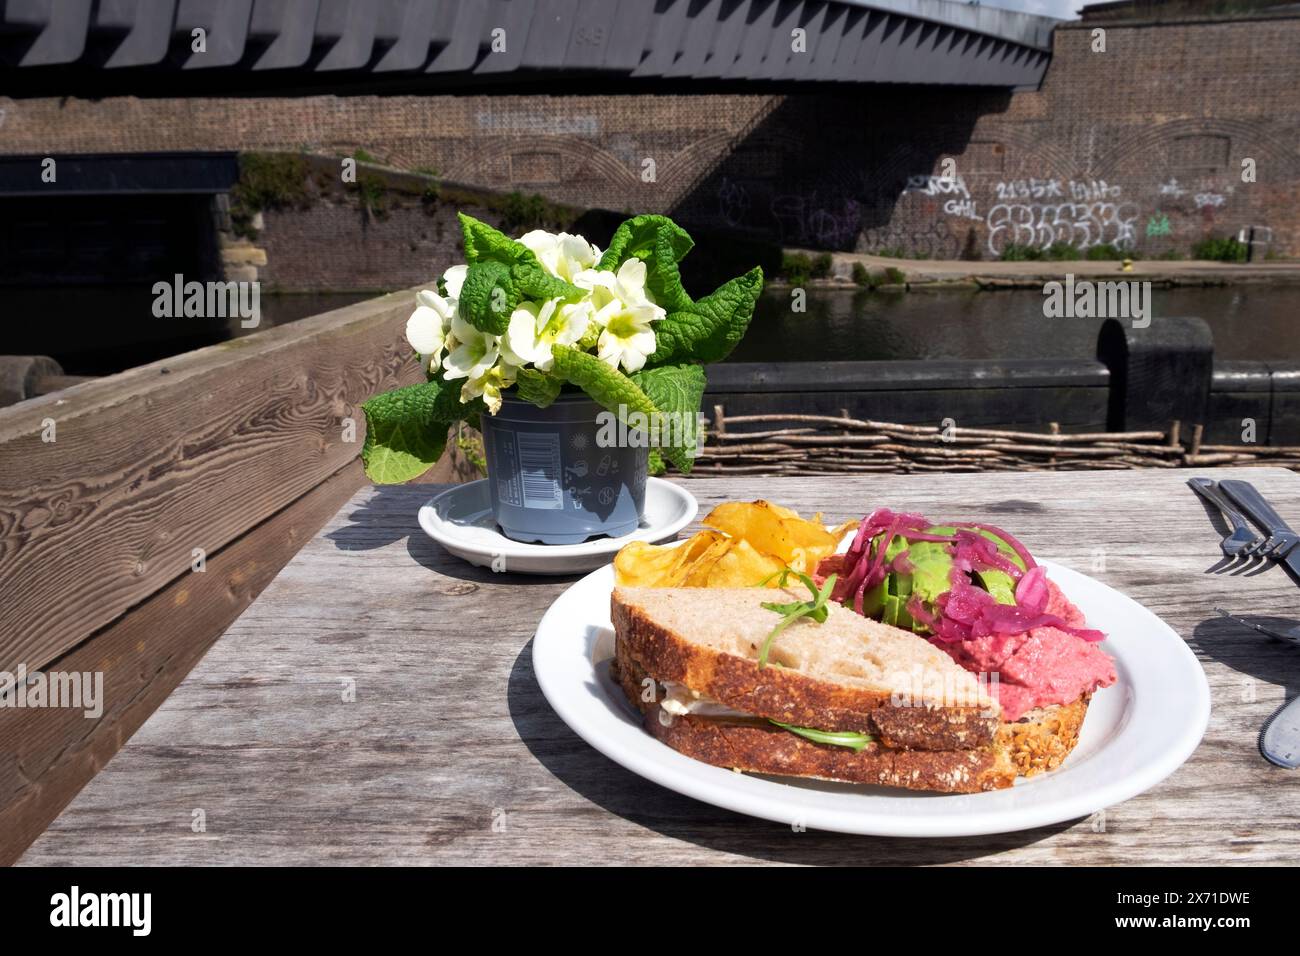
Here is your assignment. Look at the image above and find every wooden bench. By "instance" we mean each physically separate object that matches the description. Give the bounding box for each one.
[0,285,472,864]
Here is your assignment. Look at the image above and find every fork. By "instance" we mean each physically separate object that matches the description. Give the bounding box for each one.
[1187,477,1267,558]
[1219,479,1300,561]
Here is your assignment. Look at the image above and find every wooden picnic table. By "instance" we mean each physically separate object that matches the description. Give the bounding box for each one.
[19,467,1300,865]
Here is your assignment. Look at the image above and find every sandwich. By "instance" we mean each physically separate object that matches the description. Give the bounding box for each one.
[615,586,1026,793]
[610,502,1116,794]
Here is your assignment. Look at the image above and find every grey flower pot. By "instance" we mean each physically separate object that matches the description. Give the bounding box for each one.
[479,392,648,545]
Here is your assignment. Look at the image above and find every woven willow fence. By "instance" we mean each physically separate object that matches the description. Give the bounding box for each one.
[688,409,1300,476]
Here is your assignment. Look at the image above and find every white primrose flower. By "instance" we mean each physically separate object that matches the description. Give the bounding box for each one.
[442,263,468,299]
[460,361,516,415]
[500,297,593,371]
[519,230,601,283]
[405,289,455,368]
[442,314,500,383]
[576,258,667,374]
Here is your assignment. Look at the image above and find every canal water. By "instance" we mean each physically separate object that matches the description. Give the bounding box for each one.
[731,285,1300,364]
[4,284,1297,377]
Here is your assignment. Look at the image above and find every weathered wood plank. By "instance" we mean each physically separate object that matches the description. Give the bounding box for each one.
[0,288,427,676]
[0,458,369,866]
[20,468,1300,865]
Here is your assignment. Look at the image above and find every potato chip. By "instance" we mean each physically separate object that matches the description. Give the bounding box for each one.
[681,534,733,586]
[708,537,786,588]
[614,531,727,587]
[702,500,798,563]
[614,540,682,586]
[614,500,858,588]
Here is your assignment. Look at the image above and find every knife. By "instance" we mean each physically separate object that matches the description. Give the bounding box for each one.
[1219,479,1300,577]
[1260,696,1300,769]
[1214,608,1300,648]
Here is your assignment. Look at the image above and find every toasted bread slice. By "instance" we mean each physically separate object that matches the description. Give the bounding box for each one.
[612,586,1000,751]
[613,642,1016,793]
[998,696,1092,777]
[613,643,1091,793]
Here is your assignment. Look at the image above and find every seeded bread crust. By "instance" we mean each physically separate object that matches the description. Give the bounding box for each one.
[613,635,1092,794]
[999,695,1091,777]
[614,642,1016,794]
[612,587,998,751]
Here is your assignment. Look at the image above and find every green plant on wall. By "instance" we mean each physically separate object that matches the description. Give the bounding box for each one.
[1192,235,1247,262]
[229,152,312,238]
[501,191,564,232]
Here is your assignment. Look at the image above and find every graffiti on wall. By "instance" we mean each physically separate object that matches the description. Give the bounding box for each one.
[710,164,1243,258]
[905,175,1140,256]
[861,220,964,260]
[1146,213,1172,237]
[1160,177,1231,210]
[901,174,981,222]
[984,197,1140,255]
[768,193,863,248]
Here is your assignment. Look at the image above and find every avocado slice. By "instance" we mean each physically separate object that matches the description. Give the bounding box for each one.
[882,593,901,627]
[925,524,1022,605]
[933,524,1027,572]
[858,580,886,618]
[974,569,1018,605]
[905,540,955,604]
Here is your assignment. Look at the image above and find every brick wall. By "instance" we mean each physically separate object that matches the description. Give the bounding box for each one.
[257,198,480,292]
[2,15,1296,265]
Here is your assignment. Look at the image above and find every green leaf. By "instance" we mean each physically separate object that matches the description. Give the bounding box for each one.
[457,260,517,334]
[514,367,562,408]
[757,572,835,667]
[630,363,706,474]
[550,347,705,474]
[550,345,658,423]
[647,266,763,367]
[459,212,522,266]
[770,721,874,752]
[598,214,694,313]
[360,379,481,484]
[456,214,584,331]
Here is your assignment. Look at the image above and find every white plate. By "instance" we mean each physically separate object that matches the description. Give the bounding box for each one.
[532,558,1211,837]
[418,477,697,575]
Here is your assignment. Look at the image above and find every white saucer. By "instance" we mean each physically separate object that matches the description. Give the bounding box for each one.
[417,477,698,575]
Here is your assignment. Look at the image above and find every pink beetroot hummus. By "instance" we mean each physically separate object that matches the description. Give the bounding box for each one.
[935,579,1117,721]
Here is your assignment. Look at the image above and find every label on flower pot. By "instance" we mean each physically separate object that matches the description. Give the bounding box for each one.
[492,430,564,511]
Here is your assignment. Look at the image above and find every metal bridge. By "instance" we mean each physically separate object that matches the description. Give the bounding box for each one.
[1,0,1058,95]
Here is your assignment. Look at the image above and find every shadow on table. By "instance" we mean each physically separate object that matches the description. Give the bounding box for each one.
[1191,614,1300,691]
[507,640,1075,865]
[325,485,577,587]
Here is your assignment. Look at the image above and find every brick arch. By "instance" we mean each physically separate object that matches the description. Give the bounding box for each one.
[440,136,641,200]
[960,125,1077,182]
[1094,117,1300,179]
